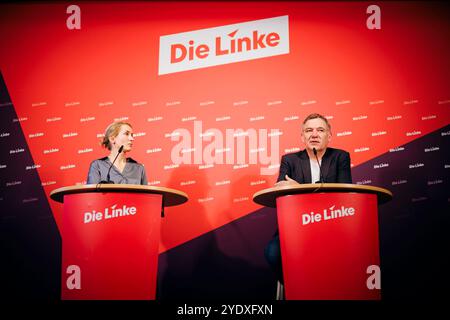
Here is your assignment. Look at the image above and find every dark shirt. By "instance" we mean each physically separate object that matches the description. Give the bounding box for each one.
[87,157,148,185]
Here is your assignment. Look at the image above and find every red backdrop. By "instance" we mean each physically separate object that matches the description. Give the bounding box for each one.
[1,1,449,254]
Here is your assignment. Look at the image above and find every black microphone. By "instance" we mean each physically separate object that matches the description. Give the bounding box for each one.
[313,147,324,183]
[100,145,124,184]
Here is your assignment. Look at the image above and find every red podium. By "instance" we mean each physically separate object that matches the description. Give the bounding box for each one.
[50,184,188,300]
[253,183,392,300]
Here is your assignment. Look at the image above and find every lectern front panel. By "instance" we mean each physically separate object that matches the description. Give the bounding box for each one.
[61,192,162,300]
[277,192,380,300]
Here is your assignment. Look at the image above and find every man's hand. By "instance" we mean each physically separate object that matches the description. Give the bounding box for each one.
[275,175,299,187]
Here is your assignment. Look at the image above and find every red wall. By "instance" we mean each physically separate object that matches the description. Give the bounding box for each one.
[1,1,449,254]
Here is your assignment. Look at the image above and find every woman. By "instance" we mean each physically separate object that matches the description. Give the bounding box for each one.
[87,121,148,185]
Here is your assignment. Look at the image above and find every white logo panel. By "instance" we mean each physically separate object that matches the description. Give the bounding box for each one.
[159,15,290,75]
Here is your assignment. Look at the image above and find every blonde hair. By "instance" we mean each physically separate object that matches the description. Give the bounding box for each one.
[101,121,132,150]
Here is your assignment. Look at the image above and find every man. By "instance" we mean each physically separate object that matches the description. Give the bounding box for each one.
[265,113,352,284]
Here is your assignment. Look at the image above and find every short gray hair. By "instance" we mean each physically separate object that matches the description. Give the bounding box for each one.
[302,113,331,131]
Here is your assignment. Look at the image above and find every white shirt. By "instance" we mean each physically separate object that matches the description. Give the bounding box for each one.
[310,158,322,183]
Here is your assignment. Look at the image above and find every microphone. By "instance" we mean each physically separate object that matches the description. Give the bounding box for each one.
[100,145,124,184]
[313,147,324,183]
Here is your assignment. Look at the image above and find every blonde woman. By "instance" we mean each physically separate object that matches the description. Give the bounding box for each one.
[87,121,147,185]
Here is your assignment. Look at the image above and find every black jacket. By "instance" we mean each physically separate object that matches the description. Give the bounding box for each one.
[277,147,352,184]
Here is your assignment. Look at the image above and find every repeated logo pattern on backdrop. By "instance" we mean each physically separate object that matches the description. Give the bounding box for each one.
[0,2,449,253]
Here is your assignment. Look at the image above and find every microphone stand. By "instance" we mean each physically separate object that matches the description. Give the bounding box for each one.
[312,147,325,193]
[99,145,124,184]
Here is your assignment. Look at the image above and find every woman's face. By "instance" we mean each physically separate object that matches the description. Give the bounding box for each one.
[110,125,134,152]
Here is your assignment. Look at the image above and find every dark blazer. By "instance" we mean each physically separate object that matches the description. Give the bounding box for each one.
[277,147,352,184]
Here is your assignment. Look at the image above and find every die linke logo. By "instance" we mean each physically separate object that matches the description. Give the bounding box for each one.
[301,205,355,226]
[159,15,289,75]
[84,204,137,224]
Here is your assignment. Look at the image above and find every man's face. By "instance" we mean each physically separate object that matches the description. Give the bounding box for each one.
[301,118,331,152]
